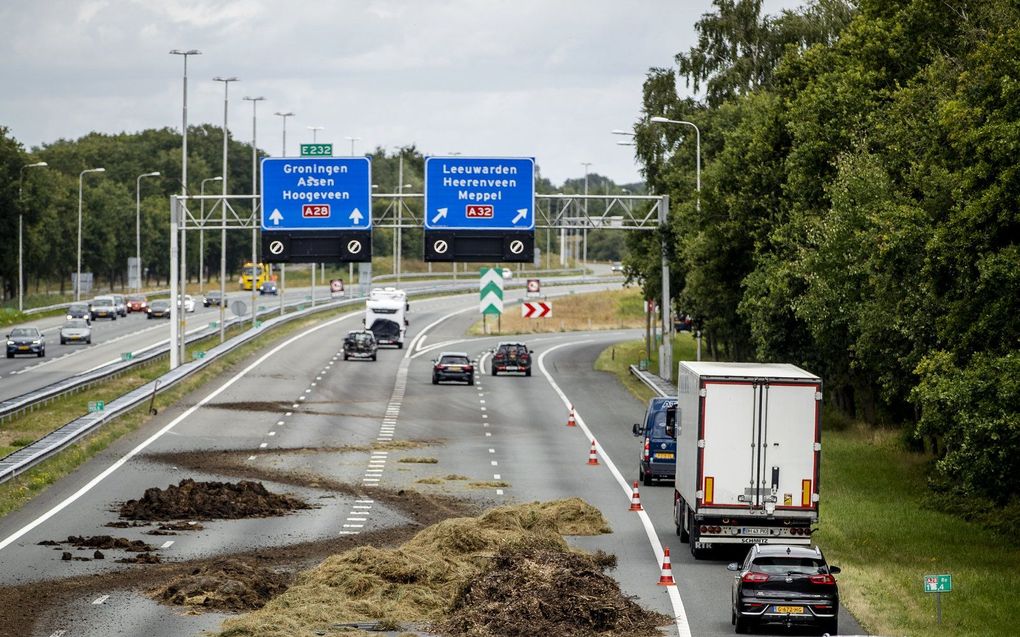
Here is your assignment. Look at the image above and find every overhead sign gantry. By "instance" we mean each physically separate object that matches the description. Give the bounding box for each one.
[260,156,372,262]
[423,156,535,262]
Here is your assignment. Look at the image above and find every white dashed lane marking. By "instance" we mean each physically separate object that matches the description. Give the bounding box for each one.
[160,540,174,549]
[92,595,109,605]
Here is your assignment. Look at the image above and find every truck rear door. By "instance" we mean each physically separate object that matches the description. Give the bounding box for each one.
[699,380,819,511]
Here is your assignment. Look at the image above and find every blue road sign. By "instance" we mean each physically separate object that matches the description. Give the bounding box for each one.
[424,156,535,230]
[261,157,371,231]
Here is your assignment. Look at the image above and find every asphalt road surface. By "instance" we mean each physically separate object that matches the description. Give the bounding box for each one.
[0,284,865,637]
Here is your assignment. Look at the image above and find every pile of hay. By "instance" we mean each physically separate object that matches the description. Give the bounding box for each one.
[218,498,619,636]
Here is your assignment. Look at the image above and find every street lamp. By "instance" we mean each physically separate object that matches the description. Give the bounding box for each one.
[274,112,294,156]
[76,168,106,301]
[616,141,636,146]
[18,161,47,311]
[199,176,223,289]
[581,162,592,277]
[307,125,324,143]
[169,49,200,198]
[649,116,701,213]
[213,76,238,345]
[243,96,266,328]
[135,171,160,290]
[344,136,360,156]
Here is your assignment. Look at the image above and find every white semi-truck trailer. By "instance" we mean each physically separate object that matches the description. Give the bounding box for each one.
[673,362,822,558]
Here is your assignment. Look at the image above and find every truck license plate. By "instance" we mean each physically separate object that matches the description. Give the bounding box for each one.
[742,527,770,535]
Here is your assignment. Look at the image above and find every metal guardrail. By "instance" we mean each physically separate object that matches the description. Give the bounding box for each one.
[0,276,618,484]
[20,289,172,316]
[629,365,676,398]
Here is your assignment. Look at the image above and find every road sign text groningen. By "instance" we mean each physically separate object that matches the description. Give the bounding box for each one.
[261,157,371,231]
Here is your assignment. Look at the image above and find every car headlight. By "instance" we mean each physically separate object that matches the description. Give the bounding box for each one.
[6,341,13,346]
[66,315,73,320]
[32,340,41,345]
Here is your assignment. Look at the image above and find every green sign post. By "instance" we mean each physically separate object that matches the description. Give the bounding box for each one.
[924,574,952,625]
[300,143,332,157]
[192,351,206,360]
[88,400,105,413]
[120,352,133,362]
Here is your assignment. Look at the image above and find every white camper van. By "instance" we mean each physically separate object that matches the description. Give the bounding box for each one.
[365,296,406,348]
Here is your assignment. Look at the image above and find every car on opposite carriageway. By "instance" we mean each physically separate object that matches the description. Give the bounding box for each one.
[728,544,841,635]
[66,302,92,324]
[6,327,45,358]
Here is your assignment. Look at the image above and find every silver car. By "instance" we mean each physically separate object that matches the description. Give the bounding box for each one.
[60,319,92,345]
[111,294,127,317]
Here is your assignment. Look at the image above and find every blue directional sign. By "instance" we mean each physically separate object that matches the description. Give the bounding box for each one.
[424,156,535,230]
[261,157,371,231]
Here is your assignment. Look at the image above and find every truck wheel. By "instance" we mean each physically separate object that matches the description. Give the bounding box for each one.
[396,342,403,349]
[525,368,531,377]
[371,354,377,361]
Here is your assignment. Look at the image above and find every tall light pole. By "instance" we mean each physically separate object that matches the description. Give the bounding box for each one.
[649,116,701,214]
[169,50,200,199]
[345,136,360,156]
[199,176,222,290]
[244,96,265,328]
[274,111,293,315]
[213,76,238,345]
[18,161,47,311]
[135,171,160,291]
[581,162,592,277]
[307,125,324,143]
[76,168,105,301]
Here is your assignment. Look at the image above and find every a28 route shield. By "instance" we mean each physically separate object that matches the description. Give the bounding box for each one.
[424,156,535,230]
[261,157,372,231]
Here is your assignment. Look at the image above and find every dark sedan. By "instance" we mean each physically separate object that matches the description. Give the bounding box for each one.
[203,290,227,307]
[259,281,278,295]
[343,330,377,361]
[729,544,840,635]
[6,327,45,358]
[147,299,172,318]
[66,302,92,323]
[432,352,474,385]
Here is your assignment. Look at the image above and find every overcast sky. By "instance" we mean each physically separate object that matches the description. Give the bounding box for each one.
[0,0,802,186]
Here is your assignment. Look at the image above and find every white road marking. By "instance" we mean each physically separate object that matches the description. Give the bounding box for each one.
[537,341,692,637]
[356,499,374,503]
[268,431,276,436]
[496,489,504,495]
[259,442,268,449]
[291,403,299,408]
[346,517,367,522]
[285,411,292,416]
[160,540,174,549]
[48,630,66,637]
[277,420,284,426]
[247,455,256,460]
[343,524,364,528]
[92,595,109,605]
[490,461,498,466]
[485,432,491,437]
[488,448,495,453]
[494,474,501,479]
[304,389,311,394]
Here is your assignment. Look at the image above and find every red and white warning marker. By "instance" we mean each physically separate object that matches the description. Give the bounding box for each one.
[657,547,676,585]
[521,301,552,318]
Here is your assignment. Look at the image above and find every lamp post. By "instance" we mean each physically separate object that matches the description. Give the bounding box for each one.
[18,161,47,311]
[169,50,200,198]
[169,49,199,368]
[274,111,293,315]
[581,162,592,277]
[135,172,160,291]
[199,176,222,290]
[76,168,105,302]
[213,76,238,345]
[649,116,701,214]
[307,125,324,143]
[344,136,360,156]
[243,96,265,328]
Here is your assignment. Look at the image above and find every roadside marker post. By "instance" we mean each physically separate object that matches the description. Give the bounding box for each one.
[924,573,952,625]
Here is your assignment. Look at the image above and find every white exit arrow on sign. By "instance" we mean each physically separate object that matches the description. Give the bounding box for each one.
[269,209,284,225]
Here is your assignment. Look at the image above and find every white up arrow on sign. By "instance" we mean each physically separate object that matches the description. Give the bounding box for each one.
[349,208,364,224]
[512,208,528,224]
[269,209,284,226]
[431,208,448,224]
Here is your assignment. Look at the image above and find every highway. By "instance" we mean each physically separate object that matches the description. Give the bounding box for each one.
[0,284,864,637]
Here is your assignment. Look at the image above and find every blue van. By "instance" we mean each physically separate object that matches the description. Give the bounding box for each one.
[631,397,677,485]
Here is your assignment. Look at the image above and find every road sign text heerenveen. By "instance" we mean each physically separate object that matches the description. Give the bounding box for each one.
[260,157,372,263]
[424,156,535,263]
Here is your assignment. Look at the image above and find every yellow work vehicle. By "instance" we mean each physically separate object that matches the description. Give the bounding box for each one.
[239,262,272,291]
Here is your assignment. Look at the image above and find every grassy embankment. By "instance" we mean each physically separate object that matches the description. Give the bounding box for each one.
[467,285,646,336]
[597,341,1020,636]
[0,306,355,518]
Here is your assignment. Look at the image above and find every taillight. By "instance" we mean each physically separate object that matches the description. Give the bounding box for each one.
[434,364,444,370]
[643,438,650,461]
[742,572,769,583]
[465,365,474,372]
[809,574,836,585]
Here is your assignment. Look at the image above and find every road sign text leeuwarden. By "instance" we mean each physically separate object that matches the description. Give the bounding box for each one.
[425,157,535,230]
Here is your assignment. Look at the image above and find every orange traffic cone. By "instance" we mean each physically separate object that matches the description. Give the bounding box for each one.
[566,405,577,427]
[587,440,599,465]
[657,547,676,586]
[629,481,643,511]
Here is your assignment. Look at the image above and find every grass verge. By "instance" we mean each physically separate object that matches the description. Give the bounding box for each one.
[0,306,353,519]
[467,286,643,336]
[600,338,1020,636]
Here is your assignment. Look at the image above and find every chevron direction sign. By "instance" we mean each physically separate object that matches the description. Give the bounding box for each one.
[479,267,504,315]
[522,301,552,318]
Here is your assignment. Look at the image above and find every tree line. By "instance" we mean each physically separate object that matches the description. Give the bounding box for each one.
[625,0,1019,511]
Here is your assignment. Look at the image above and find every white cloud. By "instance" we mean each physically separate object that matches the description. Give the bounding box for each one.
[0,0,805,184]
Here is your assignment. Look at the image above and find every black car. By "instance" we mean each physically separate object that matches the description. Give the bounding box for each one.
[491,342,532,376]
[432,352,474,385]
[147,299,172,318]
[203,290,226,307]
[66,302,92,324]
[728,544,840,635]
[259,281,278,295]
[6,327,45,358]
[343,330,377,361]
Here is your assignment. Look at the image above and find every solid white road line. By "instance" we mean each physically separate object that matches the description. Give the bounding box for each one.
[538,341,692,637]
[92,595,109,605]
[0,308,361,554]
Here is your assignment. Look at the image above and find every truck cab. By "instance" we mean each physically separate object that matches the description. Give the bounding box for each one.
[632,397,677,485]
